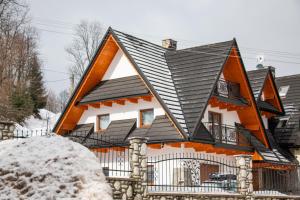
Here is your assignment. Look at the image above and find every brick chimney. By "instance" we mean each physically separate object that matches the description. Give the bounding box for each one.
[162,39,177,50]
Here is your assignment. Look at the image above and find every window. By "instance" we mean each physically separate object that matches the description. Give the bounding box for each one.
[208,112,222,140]
[140,109,154,127]
[97,114,110,131]
[279,85,290,98]
[102,167,109,176]
[147,165,155,184]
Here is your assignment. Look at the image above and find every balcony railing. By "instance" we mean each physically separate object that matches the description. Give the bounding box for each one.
[203,122,250,147]
[214,79,241,99]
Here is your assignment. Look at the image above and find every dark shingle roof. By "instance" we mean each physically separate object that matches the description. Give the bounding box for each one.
[247,68,269,99]
[83,119,136,147]
[66,123,94,144]
[79,76,149,104]
[112,30,188,134]
[275,74,300,147]
[165,41,234,134]
[237,125,290,163]
[257,100,280,114]
[276,74,300,127]
[129,115,184,142]
[71,116,183,148]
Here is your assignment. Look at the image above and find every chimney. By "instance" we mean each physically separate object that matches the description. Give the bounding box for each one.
[162,39,177,50]
[268,66,276,77]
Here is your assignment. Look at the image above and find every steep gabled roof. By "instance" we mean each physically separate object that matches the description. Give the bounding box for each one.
[248,67,284,114]
[111,29,188,134]
[248,68,269,99]
[54,28,267,147]
[166,40,234,134]
[53,28,187,137]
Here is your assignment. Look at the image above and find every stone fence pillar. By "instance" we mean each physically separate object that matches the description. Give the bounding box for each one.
[235,155,253,200]
[129,137,148,200]
[0,121,15,140]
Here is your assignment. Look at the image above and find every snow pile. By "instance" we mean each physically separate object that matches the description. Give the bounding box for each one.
[0,135,112,200]
[15,109,60,131]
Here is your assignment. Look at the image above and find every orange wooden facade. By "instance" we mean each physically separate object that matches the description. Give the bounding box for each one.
[211,48,269,147]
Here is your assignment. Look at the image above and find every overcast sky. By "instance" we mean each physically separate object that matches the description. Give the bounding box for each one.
[27,0,300,94]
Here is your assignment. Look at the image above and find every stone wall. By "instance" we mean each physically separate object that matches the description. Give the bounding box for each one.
[106,138,300,200]
[107,177,136,200]
[0,121,15,140]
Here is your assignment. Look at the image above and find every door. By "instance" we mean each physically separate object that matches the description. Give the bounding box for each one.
[200,163,219,183]
[208,112,222,141]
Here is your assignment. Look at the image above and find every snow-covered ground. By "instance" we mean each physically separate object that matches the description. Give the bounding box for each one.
[15,109,60,131]
[0,135,112,200]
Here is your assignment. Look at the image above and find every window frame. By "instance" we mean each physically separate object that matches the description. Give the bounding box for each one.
[139,108,154,128]
[279,85,290,98]
[147,165,155,184]
[96,114,110,131]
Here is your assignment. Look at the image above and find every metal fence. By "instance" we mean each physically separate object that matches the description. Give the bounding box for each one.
[253,166,300,195]
[93,147,131,178]
[0,129,51,140]
[147,152,238,193]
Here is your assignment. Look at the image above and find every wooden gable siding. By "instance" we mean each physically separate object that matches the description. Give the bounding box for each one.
[222,47,269,147]
[261,72,283,115]
[56,35,119,133]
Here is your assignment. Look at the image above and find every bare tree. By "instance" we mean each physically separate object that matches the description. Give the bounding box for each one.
[45,90,60,113]
[58,89,69,112]
[66,20,104,83]
[0,0,47,122]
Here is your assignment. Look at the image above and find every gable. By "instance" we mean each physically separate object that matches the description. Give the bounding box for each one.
[54,33,119,134]
[166,40,234,134]
[248,68,284,116]
[54,28,186,138]
[102,49,138,80]
[260,72,284,114]
[221,47,268,147]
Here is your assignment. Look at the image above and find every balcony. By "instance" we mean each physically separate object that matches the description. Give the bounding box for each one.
[214,79,241,100]
[203,122,251,148]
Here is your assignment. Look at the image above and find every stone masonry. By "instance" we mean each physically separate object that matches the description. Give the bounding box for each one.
[107,177,136,200]
[235,155,253,200]
[0,121,15,140]
[129,137,148,200]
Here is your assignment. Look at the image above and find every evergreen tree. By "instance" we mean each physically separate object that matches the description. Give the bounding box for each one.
[10,86,34,123]
[28,56,47,118]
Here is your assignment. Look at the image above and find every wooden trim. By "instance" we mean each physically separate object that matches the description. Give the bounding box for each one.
[139,108,154,128]
[103,102,112,107]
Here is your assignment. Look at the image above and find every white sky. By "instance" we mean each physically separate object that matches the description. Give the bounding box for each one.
[27,0,300,94]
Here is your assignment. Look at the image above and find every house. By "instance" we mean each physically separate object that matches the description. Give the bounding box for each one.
[53,28,297,193]
[274,74,300,161]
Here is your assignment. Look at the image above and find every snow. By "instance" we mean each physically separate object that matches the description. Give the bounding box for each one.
[0,135,112,200]
[15,109,60,131]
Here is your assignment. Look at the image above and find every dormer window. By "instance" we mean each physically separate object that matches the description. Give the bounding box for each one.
[140,109,154,128]
[97,114,110,131]
[279,85,289,98]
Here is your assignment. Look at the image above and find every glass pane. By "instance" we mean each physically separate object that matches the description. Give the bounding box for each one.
[142,109,154,126]
[100,115,110,130]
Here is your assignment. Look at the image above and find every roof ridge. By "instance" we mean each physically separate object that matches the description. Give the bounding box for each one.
[111,28,167,50]
[277,73,300,79]
[176,39,234,52]
[247,68,269,73]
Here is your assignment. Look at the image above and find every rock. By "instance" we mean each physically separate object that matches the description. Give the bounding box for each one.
[114,181,121,191]
[127,185,133,197]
